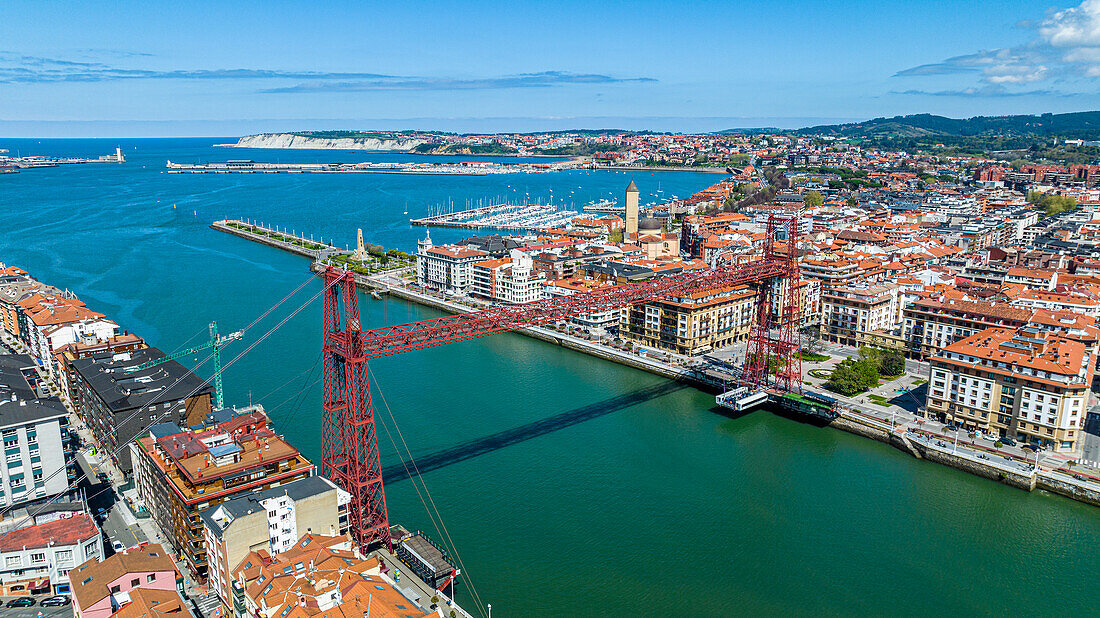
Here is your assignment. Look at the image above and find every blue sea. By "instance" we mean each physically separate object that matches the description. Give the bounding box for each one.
[3,138,1099,617]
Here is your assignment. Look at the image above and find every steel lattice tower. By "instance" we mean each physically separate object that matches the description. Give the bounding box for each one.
[742,214,803,392]
[316,219,803,553]
[321,267,392,551]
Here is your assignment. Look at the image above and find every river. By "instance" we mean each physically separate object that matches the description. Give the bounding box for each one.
[1,138,1097,615]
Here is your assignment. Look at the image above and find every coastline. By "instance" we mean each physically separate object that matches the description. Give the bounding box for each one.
[208,220,1100,508]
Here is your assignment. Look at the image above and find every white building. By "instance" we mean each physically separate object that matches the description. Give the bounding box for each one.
[416,233,489,297]
[0,512,102,596]
[471,250,545,304]
[201,476,350,611]
[0,355,73,508]
[541,278,620,328]
[1011,290,1100,317]
[821,284,899,346]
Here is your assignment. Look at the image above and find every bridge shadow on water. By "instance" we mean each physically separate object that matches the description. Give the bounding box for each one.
[382,380,688,483]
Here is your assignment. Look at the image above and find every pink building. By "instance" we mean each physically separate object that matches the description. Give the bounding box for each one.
[70,543,182,618]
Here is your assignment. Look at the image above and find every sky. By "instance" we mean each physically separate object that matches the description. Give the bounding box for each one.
[3,0,1100,136]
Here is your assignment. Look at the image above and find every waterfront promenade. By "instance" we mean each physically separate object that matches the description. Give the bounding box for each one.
[211,219,1100,507]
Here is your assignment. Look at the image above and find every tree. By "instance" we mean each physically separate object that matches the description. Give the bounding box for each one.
[851,358,880,389]
[825,363,864,395]
[846,197,858,207]
[803,190,824,208]
[1028,191,1077,216]
[803,325,826,353]
[880,348,905,376]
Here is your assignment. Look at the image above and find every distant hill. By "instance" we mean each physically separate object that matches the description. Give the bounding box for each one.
[786,112,1100,140]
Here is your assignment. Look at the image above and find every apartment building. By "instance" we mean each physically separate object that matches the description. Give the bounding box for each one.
[820,284,898,346]
[130,413,314,579]
[415,235,489,297]
[902,298,1100,369]
[9,292,119,380]
[1012,290,1100,317]
[620,285,757,355]
[0,513,101,597]
[541,278,620,328]
[0,277,60,342]
[54,333,147,405]
[200,475,349,611]
[69,543,183,618]
[68,346,213,474]
[903,298,1032,359]
[800,255,863,288]
[471,251,544,304]
[926,326,1092,452]
[0,353,76,507]
[235,534,434,618]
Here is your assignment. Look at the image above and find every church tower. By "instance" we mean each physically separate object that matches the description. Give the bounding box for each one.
[625,180,639,239]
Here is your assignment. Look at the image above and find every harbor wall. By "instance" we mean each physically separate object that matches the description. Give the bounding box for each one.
[211,221,321,259]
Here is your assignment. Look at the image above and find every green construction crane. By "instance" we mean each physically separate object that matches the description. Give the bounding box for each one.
[125,321,243,409]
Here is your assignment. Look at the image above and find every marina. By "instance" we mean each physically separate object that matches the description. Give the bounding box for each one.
[410,201,581,231]
[581,199,624,213]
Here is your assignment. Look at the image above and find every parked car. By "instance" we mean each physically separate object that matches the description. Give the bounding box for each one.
[5,597,35,608]
[943,425,958,432]
[112,540,126,552]
[97,472,110,483]
[1000,437,1016,446]
[40,596,71,607]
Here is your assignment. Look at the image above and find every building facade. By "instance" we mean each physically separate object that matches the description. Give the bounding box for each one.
[0,353,76,508]
[0,513,101,597]
[620,285,757,355]
[69,543,182,618]
[820,284,898,346]
[130,413,314,580]
[201,475,350,611]
[68,347,213,474]
[471,251,545,304]
[415,235,489,297]
[926,326,1092,452]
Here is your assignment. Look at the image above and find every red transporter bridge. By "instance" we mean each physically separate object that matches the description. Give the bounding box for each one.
[321,214,803,553]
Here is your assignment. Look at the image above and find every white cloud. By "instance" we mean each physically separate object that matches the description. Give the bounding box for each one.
[894,1,1100,96]
[1039,0,1100,47]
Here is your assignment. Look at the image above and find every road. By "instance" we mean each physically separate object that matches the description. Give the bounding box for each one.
[1081,409,1100,467]
[0,600,72,617]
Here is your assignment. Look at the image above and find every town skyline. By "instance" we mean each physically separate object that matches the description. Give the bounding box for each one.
[7,1,1100,136]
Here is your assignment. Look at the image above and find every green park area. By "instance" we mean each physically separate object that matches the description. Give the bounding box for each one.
[327,249,415,275]
[818,346,906,396]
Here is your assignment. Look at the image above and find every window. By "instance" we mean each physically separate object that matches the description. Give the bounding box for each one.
[147,574,156,583]
[56,550,72,564]
[109,585,120,594]
[30,552,45,563]
[5,556,21,568]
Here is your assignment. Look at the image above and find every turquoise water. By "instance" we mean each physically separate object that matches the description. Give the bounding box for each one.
[2,139,1098,615]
